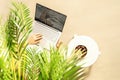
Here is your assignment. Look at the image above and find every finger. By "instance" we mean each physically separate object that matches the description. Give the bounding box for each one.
[35,34,42,37]
[37,36,43,39]
[33,35,42,40]
[35,36,42,39]
[56,42,63,48]
[35,38,42,42]
[34,40,40,44]
[36,35,43,39]
[36,35,42,38]
[35,37,42,41]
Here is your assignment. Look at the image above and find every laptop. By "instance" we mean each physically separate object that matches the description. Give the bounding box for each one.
[32,3,67,49]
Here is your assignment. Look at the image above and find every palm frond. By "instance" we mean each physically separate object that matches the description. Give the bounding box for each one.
[0,1,33,80]
[23,47,42,80]
[27,46,88,80]
[6,2,32,59]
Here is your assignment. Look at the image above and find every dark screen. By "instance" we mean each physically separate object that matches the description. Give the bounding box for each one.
[35,3,67,32]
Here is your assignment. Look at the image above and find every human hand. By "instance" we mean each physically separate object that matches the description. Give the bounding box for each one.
[56,40,63,48]
[28,33,42,45]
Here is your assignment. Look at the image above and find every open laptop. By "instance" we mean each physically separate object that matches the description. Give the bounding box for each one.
[32,3,67,49]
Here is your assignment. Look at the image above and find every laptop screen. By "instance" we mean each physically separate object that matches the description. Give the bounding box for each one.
[35,3,67,32]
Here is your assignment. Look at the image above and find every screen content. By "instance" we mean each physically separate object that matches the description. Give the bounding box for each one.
[35,3,67,32]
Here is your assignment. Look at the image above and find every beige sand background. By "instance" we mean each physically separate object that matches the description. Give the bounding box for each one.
[0,0,120,80]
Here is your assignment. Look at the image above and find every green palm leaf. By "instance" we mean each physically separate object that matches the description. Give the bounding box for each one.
[1,1,33,80]
[27,46,88,80]
[6,2,32,59]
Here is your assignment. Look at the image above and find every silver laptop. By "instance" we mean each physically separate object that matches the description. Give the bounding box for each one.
[32,3,67,49]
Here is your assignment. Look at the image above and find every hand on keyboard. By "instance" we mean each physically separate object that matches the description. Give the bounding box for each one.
[28,33,43,45]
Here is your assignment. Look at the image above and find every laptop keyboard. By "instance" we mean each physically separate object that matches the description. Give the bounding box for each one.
[33,21,61,42]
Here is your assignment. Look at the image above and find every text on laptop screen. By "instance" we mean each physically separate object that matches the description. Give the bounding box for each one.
[35,3,67,32]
